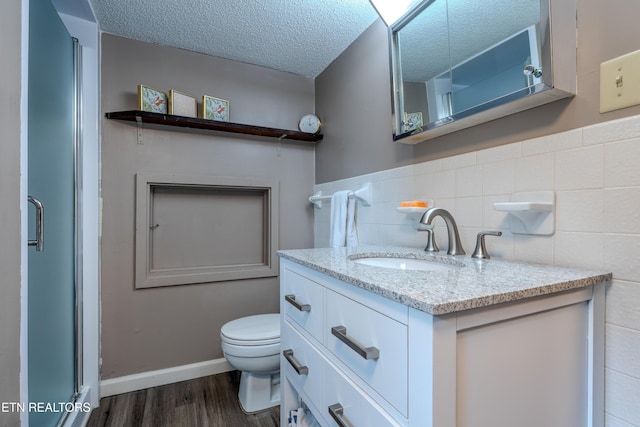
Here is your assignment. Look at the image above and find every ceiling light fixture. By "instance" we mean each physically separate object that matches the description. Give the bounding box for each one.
[368,0,422,26]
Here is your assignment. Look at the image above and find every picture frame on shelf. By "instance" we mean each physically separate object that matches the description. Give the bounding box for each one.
[202,95,229,122]
[138,84,167,114]
[404,111,423,132]
[168,90,197,117]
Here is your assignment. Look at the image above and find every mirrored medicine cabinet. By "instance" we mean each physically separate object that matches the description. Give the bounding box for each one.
[389,0,577,144]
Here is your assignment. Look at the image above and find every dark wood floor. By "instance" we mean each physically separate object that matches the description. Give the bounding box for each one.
[86,371,280,427]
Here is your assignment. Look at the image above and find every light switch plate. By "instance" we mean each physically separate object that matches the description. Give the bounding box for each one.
[600,49,640,113]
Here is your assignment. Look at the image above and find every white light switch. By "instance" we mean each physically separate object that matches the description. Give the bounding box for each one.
[600,49,640,113]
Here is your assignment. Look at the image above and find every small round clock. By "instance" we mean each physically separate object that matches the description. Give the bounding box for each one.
[298,114,322,134]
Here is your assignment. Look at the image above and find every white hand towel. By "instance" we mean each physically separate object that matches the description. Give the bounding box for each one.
[330,190,358,247]
[346,194,358,247]
[329,190,350,247]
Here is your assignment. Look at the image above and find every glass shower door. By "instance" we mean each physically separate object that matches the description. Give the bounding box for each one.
[28,0,77,425]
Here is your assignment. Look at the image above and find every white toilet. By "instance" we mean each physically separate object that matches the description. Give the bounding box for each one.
[220,313,281,413]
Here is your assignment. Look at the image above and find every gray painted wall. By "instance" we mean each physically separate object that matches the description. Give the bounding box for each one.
[100,34,316,378]
[315,20,414,183]
[0,2,22,426]
[316,1,640,183]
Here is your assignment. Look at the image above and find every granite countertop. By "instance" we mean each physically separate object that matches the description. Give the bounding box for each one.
[277,245,612,315]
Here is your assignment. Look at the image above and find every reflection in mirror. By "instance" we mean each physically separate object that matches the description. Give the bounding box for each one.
[389,0,575,143]
[369,0,423,26]
[398,0,451,131]
[446,0,540,117]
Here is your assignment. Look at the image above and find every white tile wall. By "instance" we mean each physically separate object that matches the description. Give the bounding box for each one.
[605,369,640,426]
[605,413,636,427]
[605,138,640,187]
[313,114,640,426]
[514,153,554,191]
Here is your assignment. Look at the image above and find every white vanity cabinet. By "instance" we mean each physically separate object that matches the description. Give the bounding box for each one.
[280,262,407,426]
[279,257,605,427]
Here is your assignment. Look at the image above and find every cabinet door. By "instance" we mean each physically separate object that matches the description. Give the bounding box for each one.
[456,302,588,427]
[325,289,408,416]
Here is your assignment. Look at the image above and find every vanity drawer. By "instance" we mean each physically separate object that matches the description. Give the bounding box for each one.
[324,358,403,427]
[325,289,408,416]
[281,321,324,412]
[282,268,324,343]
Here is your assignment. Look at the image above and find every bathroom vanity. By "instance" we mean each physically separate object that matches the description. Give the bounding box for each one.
[278,246,611,427]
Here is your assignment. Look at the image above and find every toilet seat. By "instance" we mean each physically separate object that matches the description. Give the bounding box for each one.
[221,313,280,346]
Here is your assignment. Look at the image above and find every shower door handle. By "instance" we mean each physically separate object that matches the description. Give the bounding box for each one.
[28,196,44,251]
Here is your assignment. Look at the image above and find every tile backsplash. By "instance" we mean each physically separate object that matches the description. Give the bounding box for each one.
[313,114,640,426]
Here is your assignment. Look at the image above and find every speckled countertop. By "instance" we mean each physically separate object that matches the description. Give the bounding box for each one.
[277,246,612,316]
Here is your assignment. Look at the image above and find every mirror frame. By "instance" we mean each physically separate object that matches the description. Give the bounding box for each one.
[389,0,576,144]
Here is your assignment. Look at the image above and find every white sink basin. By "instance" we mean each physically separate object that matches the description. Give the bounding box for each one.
[351,256,459,271]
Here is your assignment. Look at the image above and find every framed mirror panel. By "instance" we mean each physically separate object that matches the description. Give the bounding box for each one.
[390,0,576,144]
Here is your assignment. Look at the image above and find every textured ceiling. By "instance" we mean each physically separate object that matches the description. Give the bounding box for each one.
[88,0,379,78]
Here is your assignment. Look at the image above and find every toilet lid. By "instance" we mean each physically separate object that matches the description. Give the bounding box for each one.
[221,313,280,345]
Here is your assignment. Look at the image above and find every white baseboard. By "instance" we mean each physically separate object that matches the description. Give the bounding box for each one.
[100,358,234,398]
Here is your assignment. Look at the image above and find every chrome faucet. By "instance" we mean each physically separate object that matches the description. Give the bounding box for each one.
[419,208,466,256]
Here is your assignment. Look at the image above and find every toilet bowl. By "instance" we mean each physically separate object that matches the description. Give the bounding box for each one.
[220,313,281,413]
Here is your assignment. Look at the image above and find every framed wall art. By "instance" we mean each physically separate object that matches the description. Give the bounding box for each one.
[138,84,167,114]
[202,95,229,122]
[404,112,423,131]
[168,90,197,117]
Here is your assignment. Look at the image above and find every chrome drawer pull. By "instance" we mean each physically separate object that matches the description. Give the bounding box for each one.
[285,294,311,312]
[331,326,380,360]
[283,349,309,375]
[328,403,349,427]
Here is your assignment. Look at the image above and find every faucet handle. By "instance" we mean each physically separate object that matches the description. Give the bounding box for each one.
[472,231,502,259]
[417,227,439,252]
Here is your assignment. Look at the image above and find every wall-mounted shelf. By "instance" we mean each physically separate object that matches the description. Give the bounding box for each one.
[105,110,323,143]
[494,191,555,235]
[493,201,553,212]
